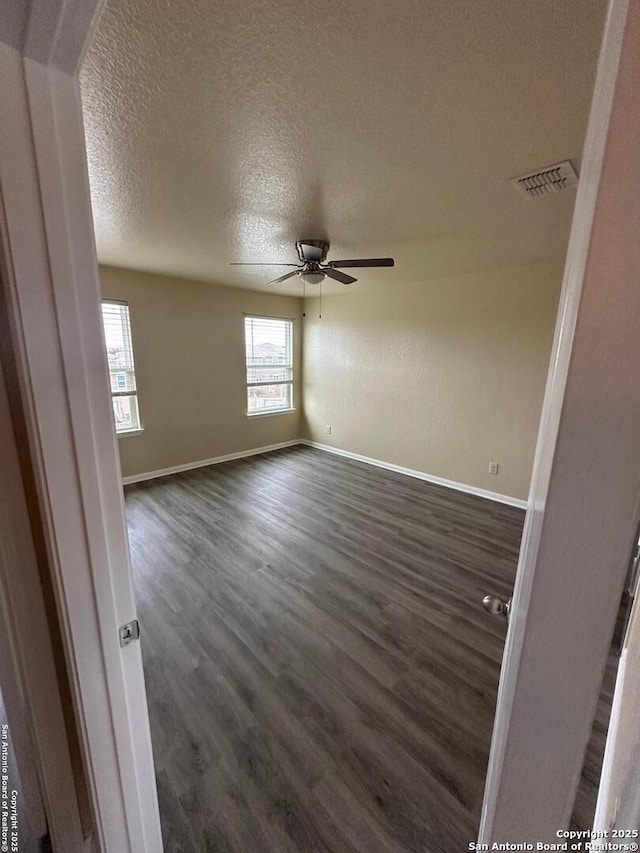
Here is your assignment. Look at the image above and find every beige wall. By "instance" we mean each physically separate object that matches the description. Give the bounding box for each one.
[103,260,561,497]
[302,260,563,500]
[100,266,303,478]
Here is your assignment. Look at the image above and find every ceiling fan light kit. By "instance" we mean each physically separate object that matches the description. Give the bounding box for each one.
[300,271,325,285]
[231,239,395,287]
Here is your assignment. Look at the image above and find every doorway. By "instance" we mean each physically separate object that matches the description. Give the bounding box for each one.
[1,0,640,849]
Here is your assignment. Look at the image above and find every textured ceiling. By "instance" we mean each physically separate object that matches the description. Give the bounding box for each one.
[81,0,606,295]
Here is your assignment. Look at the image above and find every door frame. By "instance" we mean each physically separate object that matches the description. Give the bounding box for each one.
[1,0,638,848]
[0,2,162,851]
[481,0,640,840]
[0,345,82,851]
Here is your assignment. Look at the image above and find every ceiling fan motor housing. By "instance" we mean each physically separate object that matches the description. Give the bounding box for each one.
[296,240,329,263]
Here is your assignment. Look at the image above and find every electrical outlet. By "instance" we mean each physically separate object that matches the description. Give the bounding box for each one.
[488,461,499,475]
[324,424,332,435]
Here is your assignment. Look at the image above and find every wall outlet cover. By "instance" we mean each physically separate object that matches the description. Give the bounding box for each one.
[488,461,499,475]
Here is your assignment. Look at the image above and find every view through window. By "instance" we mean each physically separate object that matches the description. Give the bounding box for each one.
[101,301,141,433]
[245,315,294,415]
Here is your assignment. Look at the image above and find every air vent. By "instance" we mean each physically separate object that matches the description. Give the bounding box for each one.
[510,160,579,199]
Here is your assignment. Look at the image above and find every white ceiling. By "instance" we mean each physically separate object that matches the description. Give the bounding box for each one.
[81,0,606,295]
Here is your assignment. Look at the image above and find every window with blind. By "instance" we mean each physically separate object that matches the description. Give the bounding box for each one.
[101,301,141,434]
[244,315,294,415]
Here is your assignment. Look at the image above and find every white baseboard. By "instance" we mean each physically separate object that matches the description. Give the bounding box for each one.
[300,440,527,510]
[121,440,302,485]
[122,437,527,509]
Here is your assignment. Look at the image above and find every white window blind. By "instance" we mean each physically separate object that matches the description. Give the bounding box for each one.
[101,301,141,433]
[244,315,294,415]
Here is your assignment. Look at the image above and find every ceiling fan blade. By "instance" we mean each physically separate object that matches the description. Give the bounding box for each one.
[230,262,299,266]
[323,268,357,285]
[269,270,299,285]
[328,258,395,269]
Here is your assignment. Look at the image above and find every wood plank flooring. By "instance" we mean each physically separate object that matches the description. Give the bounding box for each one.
[125,446,526,852]
[571,650,617,831]
[571,608,624,831]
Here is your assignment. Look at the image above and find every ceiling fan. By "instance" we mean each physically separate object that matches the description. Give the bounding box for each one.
[231,240,395,286]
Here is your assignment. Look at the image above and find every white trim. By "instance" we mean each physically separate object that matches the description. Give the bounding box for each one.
[121,440,302,485]
[481,0,636,840]
[123,438,527,508]
[300,441,527,509]
[118,428,145,438]
[0,6,162,849]
[246,408,296,419]
[242,312,297,322]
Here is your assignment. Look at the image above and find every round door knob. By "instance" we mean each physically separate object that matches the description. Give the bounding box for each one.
[483,594,511,619]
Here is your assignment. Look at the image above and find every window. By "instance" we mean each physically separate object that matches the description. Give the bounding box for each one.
[101,301,141,433]
[244,315,294,415]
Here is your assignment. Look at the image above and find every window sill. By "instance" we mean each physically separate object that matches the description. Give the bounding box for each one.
[117,428,145,438]
[246,408,296,420]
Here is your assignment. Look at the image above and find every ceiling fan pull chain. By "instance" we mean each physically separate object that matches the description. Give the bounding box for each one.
[302,278,306,317]
[319,280,322,319]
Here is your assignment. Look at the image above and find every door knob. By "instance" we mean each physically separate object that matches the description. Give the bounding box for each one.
[483,594,511,620]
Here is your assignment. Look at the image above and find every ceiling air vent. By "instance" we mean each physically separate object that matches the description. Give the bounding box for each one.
[510,160,579,199]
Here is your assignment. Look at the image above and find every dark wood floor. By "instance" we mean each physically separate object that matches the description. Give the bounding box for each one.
[571,656,617,831]
[571,610,623,831]
[126,446,524,852]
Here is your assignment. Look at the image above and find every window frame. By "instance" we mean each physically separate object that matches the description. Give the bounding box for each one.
[101,299,143,436]
[244,314,295,418]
